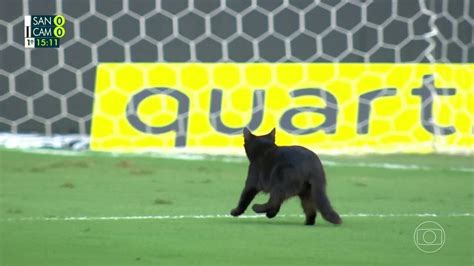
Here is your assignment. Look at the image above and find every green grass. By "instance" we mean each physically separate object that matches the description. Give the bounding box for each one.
[0,148,473,265]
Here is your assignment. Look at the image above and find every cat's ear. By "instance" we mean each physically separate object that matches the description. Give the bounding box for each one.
[267,128,276,141]
[243,127,253,141]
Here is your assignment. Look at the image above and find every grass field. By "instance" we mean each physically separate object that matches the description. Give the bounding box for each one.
[0,148,473,265]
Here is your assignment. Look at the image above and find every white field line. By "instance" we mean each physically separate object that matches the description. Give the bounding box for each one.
[1,213,473,222]
[18,148,474,173]
[324,161,474,173]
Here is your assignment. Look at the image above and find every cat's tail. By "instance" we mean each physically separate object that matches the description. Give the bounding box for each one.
[312,186,342,225]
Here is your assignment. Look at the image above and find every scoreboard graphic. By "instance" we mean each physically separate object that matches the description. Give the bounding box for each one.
[24,15,66,48]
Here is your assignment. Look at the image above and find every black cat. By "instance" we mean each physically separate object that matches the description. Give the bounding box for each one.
[230,128,342,225]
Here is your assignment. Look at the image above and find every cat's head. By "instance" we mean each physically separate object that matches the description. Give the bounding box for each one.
[243,128,276,159]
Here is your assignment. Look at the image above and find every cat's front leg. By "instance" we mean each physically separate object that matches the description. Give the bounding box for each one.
[230,186,259,217]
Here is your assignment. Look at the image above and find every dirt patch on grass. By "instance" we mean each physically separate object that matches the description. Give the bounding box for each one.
[60,181,75,189]
[154,198,173,205]
[116,160,154,176]
[29,160,93,172]
[29,167,46,173]
[116,160,132,168]
[409,197,425,202]
[6,208,22,214]
[49,161,92,169]
[353,181,367,187]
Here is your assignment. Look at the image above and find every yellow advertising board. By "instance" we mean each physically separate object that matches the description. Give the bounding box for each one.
[90,63,473,154]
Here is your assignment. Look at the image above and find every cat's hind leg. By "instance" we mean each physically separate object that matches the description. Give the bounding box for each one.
[299,187,317,225]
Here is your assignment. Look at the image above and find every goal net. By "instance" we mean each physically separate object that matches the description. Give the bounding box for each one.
[0,0,472,154]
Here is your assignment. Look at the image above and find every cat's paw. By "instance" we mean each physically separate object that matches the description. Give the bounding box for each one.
[266,212,277,219]
[266,209,279,219]
[252,204,267,213]
[230,208,244,217]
